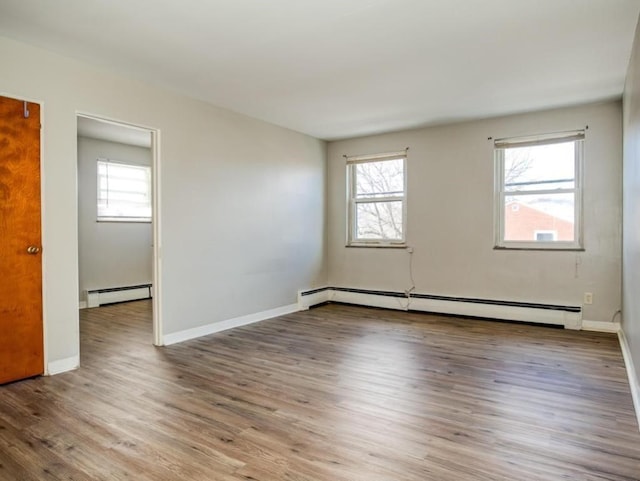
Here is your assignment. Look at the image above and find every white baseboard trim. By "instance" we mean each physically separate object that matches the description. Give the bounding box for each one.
[79,301,87,309]
[411,296,581,329]
[298,287,331,310]
[299,287,581,329]
[581,319,621,333]
[618,329,640,431]
[163,303,299,346]
[47,355,79,375]
[86,284,152,308]
[331,289,410,311]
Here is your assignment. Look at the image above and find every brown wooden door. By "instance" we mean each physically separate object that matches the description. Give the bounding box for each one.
[0,95,43,384]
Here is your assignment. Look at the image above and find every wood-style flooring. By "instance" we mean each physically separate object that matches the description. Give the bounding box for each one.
[1,300,639,480]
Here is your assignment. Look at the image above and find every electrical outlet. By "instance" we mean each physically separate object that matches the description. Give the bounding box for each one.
[584,292,593,305]
[406,246,414,253]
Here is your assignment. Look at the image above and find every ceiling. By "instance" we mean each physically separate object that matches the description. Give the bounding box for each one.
[2,0,640,141]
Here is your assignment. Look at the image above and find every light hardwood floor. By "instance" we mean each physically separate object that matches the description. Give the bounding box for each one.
[1,301,639,480]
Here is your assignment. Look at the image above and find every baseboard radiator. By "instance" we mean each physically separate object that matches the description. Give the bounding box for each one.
[298,286,582,329]
[86,284,152,308]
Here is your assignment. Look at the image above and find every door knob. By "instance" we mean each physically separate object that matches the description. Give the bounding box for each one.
[26,246,40,254]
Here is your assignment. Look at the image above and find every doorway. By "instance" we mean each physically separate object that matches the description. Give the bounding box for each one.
[76,114,161,346]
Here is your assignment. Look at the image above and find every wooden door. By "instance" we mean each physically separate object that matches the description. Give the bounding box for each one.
[0,95,43,384]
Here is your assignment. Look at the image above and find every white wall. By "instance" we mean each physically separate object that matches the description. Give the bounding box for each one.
[623,16,640,388]
[0,36,326,368]
[327,101,622,324]
[77,136,152,302]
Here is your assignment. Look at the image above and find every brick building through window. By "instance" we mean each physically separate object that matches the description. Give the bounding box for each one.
[504,201,574,242]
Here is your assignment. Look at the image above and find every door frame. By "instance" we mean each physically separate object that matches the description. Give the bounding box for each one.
[76,112,163,346]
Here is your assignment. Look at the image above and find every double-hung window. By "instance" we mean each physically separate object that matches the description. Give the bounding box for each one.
[346,151,407,246]
[97,159,152,222]
[494,130,584,249]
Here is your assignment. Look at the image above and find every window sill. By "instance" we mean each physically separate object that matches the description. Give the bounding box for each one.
[97,218,152,224]
[346,243,407,249]
[494,245,584,252]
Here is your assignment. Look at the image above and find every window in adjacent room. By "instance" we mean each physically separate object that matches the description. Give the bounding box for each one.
[494,130,584,249]
[97,158,152,222]
[346,150,407,246]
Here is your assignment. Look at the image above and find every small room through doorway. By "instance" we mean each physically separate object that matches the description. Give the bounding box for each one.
[76,114,159,346]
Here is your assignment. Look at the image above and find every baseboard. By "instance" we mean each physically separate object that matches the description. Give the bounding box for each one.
[409,295,581,329]
[298,287,581,329]
[582,319,621,333]
[86,284,152,308]
[298,287,332,309]
[79,301,87,309]
[618,329,640,431]
[330,289,410,311]
[47,355,79,375]
[163,303,299,346]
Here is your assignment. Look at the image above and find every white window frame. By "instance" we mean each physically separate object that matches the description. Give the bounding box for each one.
[97,158,152,223]
[494,130,584,250]
[346,150,407,247]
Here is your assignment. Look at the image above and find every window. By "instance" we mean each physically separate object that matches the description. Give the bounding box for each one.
[494,131,583,249]
[346,151,406,246]
[97,159,152,222]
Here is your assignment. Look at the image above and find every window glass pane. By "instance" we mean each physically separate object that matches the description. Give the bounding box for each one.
[504,141,575,192]
[356,201,403,240]
[97,201,152,219]
[355,158,404,198]
[504,193,574,242]
[97,160,151,221]
[99,180,148,197]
